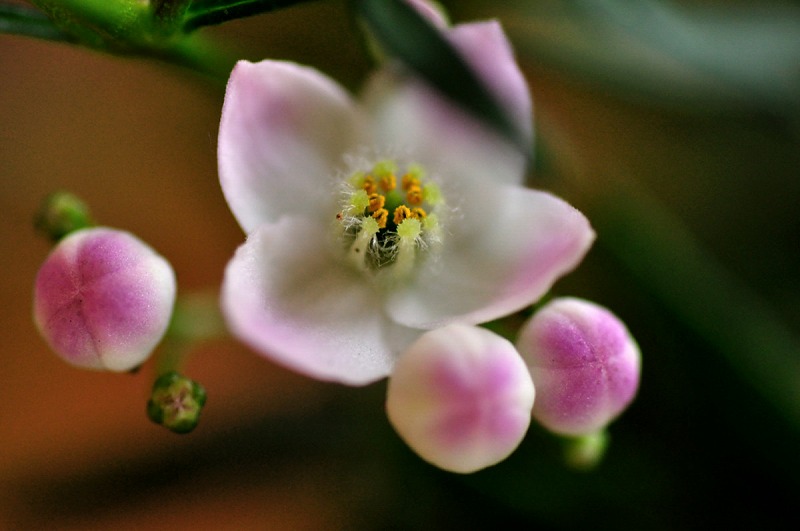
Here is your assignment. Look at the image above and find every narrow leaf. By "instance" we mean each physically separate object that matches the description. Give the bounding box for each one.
[0,2,76,42]
[183,0,317,32]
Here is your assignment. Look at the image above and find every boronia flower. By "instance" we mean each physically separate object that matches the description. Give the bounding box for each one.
[516,297,641,436]
[218,17,594,385]
[33,227,176,372]
[386,324,535,473]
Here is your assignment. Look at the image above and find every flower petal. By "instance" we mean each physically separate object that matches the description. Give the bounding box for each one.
[363,21,530,186]
[405,0,448,29]
[219,60,366,233]
[387,185,595,328]
[221,216,417,385]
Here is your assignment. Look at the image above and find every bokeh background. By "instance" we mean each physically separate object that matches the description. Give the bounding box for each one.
[2,0,799,529]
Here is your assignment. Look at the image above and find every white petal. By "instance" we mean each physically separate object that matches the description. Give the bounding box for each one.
[362,21,531,187]
[447,20,532,140]
[221,216,418,385]
[387,184,595,328]
[219,60,366,233]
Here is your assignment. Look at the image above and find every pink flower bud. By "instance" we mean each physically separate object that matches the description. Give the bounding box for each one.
[386,324,534,473]
[33,227,176,372]
[516,297,641,436]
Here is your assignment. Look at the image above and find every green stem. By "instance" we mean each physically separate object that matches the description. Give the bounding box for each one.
[156,291,229,375]
[183,0,317,32]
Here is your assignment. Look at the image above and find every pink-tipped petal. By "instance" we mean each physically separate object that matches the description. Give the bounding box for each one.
[363,20,531,188]
[221,216,418,385]
[219,60,366,233]
[365,74,526,190]
[33,228,176,372]
[405,0,448,29]
[447,20,532,140]
[517,298,641,436]
[386,324,534,473]
[387,185,595,328]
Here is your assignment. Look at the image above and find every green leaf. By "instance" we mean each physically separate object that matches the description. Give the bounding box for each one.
[497,0,800,120]
[183,0,317,32]
[356,0,529,154]
[596,181,800,434]
[0,2,76,42]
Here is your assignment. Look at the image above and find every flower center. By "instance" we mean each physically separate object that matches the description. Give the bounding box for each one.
[337,159,443,278]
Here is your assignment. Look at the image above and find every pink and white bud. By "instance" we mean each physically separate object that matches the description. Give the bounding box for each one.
[386,324,534,473]
[33,227,176,372]
[516,297,641,437]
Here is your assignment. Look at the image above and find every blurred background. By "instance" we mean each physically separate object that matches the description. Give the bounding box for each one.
[1,0,799,528]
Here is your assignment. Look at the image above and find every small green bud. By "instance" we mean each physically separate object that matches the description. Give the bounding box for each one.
[563,430,609,471]
[34,191,94,242]
[147,371,207,434]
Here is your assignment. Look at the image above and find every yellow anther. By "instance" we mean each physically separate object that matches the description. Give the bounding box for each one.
[401,174,420,191]
[393,205,412,225]
[372,208,388,229]
[379,174,396,192]
[362,175,377,195]
[406,184,423,206]
[367,193,385,213]
[411,207,427,219]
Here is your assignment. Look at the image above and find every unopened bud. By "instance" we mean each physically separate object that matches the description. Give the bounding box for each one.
[516,297,641,437]
[33,227,176,371]
[563,430,609,470]
[34,191,94,242]
[386,324,534,473]
[147,371,207,434]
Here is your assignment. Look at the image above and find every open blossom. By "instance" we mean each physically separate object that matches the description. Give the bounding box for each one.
[33,227,176,372]
[516,297,641,436]
[386,324,534,473]
[218,17,594,385]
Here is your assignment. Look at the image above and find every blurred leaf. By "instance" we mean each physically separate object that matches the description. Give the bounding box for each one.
[497,0,800,121]
[596,180,800,433]
[0,2,76,42]
[357,0,529,153]
[183,0,317,31]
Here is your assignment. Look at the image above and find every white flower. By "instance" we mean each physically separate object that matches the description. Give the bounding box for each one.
[218,19,594,385]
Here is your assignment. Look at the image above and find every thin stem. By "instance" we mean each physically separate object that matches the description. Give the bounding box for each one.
[156,291,229,375]
[183,0,317,32]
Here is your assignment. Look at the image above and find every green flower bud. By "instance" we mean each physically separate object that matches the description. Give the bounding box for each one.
[34,191,93,242]
[563,430,609,471]
[147,371,207,434]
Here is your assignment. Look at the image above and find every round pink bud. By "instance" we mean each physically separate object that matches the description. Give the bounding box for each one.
[33,227,176,372]
[386,324,534,473]
[516,297,641,437]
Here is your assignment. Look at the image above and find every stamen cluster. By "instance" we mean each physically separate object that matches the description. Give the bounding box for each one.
[338,160,442,274]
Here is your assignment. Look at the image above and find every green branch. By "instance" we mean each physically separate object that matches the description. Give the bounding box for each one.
[183,0,317,32]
